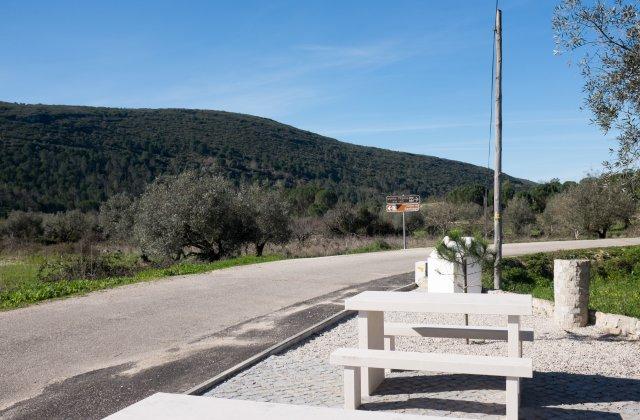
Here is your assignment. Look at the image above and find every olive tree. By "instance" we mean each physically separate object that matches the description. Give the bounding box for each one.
[99,193,136,242]
[553,1,640,169]
[134,170,247,261]
[541,192,581,238]
[543,176,636,238]
[239,185,292,256]
[504,196,536,236]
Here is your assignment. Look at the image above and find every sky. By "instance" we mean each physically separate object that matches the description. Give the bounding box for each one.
[1,0,618,182]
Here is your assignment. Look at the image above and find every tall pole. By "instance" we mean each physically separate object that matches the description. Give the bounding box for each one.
[402,211,407,250]
[493,9,503,290]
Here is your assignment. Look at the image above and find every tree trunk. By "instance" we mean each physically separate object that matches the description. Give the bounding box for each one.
[255,242,265,257]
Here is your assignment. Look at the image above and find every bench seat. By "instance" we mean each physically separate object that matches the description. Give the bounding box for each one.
[330,348,533,378]
[384,322,534,341]
[330,348,532,418]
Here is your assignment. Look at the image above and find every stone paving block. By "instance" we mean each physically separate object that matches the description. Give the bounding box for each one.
[206,311,640,419]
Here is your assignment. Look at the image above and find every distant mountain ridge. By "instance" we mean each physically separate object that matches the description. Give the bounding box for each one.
[0,101,530,216]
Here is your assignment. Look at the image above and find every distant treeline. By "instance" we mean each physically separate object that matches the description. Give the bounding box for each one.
[0,101,531,217]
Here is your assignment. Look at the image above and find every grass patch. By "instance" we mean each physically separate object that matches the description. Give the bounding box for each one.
[482,246,640,318]
[0,254,283,310]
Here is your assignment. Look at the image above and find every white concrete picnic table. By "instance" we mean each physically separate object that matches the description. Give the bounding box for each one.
[332,291,534,419]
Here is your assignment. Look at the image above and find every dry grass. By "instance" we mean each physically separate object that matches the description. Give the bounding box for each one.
[267,234,436,258]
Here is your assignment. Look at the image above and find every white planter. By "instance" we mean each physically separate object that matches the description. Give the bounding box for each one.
[427,240,482,294]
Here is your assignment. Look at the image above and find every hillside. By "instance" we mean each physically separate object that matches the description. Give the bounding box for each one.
[0,101,530,216]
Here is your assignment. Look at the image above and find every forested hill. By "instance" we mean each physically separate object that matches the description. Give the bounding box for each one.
[0,101,529,215]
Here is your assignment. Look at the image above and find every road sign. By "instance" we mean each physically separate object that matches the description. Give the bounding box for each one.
[385,194,421,251]
[386,194,421,205]
[385,203,420,213]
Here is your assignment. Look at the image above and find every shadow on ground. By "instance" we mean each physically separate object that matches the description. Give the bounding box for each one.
[363,371,639,419]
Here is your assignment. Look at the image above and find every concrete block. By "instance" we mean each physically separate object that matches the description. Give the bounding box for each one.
[414,261,428,288]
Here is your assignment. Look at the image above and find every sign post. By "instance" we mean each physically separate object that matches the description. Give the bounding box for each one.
[402,211,406,250]
[386,195,421,250]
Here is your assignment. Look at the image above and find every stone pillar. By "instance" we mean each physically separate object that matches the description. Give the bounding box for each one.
[553,259,590,328]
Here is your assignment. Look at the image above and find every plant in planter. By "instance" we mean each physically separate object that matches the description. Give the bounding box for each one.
[435,229,492,342]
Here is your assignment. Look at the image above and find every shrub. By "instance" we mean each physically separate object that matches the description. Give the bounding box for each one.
[2,211,43,241]
[504,196,535,236]
[41,210,93,244]
[324,204,393,236]
[37,251,142,282]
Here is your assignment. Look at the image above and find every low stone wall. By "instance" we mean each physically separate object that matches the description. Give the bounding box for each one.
[489,290,639,338]
[589,310,640,336]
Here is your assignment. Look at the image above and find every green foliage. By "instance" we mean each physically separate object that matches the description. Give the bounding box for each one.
[41,210,94,244]
[36,251,141,282]
[447,184,486,206]
[515,179,565,213]
[325,204,394,236]
[0,101,530,217]
[435,229,491,266]
[134,170,247,261]
[240,185,293,256]
[2,211,43,240]
[504,196,536,236]
[482,247,640,318]
[423,201,482,236]
[554,1,640,169]
[2,209,96,244]
[542,176,636,238]
[482,254,555,301]
[0,254,282,310]
[344,239,394,254]
[98,193,136,241]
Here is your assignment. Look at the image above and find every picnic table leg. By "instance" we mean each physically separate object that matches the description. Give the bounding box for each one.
[384,335,395,374]
[507,315,522,417]
[506,376,519,420]
[344,366,361,409]
[358,310,384,396]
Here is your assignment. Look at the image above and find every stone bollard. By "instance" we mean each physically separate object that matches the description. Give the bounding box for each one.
[553,259,591,328]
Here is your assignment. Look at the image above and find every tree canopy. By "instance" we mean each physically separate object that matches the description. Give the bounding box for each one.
[554,0,640,169]
[0,101,530,217]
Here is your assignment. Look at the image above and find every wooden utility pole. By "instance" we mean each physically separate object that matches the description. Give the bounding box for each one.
[493,9,503,290]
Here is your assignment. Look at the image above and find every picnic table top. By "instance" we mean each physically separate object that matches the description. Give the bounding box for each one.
[105,393,446,419]
[345,291,532,316]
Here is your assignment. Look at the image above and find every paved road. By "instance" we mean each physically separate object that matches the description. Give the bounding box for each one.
[1,237,639,418]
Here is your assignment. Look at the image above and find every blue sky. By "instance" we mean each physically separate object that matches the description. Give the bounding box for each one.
[1,0,616,182]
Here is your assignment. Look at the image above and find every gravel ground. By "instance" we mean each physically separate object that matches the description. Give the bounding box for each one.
[206,300,640,419]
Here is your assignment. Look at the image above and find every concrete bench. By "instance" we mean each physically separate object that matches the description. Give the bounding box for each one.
[105,392,455,419]
[330,348,532,418]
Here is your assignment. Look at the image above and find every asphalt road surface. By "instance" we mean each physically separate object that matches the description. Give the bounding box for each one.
[1,237,639,419]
